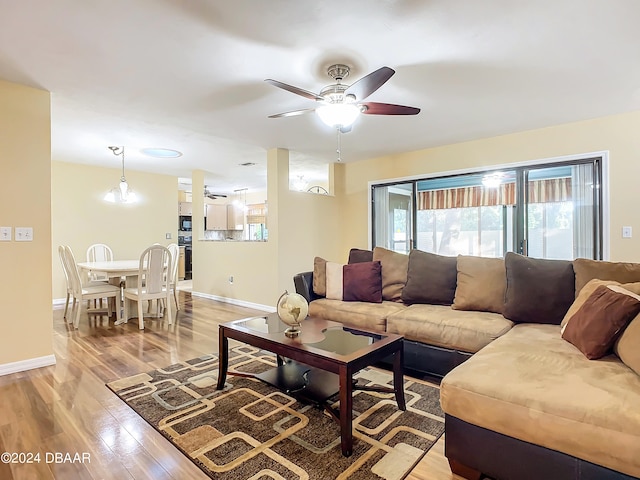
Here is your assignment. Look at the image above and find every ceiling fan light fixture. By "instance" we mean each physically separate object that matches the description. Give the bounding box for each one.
[316,103,360,128]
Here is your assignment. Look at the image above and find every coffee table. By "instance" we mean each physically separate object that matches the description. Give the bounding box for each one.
[216,314,405,456]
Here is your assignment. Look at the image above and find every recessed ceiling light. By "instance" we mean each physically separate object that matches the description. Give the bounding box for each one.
[140,148,183,158]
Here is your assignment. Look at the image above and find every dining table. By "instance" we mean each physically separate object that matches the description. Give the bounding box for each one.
[77,260,141,325]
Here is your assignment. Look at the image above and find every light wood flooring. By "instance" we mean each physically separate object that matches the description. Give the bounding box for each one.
[0,291,465,480]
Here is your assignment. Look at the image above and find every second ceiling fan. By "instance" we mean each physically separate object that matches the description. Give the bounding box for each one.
[265,64,420,133]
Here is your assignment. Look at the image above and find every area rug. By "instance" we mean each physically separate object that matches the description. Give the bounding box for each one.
[107,345,445,480]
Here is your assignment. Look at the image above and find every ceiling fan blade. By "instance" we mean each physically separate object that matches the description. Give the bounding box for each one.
[360,102,420,115]
[344,66,395,101]
[268,108,316,119]
[264,79,324,101]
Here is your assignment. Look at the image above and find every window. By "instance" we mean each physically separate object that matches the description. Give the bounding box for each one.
[372,156,604,260]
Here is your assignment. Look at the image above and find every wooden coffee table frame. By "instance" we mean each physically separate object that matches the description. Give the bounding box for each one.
[216,316,406,457]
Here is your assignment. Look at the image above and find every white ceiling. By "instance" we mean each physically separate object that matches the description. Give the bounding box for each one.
[2,0,640,194]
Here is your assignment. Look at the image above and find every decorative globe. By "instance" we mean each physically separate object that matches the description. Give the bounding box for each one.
[277,290,309,337]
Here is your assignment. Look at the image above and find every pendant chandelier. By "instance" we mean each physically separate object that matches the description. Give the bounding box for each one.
[104,146,137,203]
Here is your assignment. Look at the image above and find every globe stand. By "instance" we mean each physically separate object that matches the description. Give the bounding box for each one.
[284,324,301,338]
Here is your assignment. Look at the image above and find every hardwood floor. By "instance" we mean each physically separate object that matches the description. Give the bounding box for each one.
[0,292,464,479]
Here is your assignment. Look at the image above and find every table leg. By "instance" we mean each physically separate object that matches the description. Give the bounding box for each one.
[393,342,406,411]
[217,327,229,390]
[339,365,353,456]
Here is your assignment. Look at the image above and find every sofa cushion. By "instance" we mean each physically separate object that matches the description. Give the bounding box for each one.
[615,312,640,376]
[348,248,373,264]
[312,256,327,296]
[325,262,344,300]
[574,257,640,295]
[452,255,506,314]
[401,249,458,306]
[502,252,574,324]
[561,285,640,359]
[372,247,409,302]
[308,298,406,333]
[386,304,513,353]
[440,324,640,478]
[342,261,382,303]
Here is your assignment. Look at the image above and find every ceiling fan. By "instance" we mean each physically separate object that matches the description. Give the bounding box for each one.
[265,64,420,133]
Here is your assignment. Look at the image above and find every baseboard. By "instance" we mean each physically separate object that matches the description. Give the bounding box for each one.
[0,354,57,377]
[53,297,68,306]
[191,291,274,313]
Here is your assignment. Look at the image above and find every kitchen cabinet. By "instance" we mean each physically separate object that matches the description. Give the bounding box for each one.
[227,204,244,231]
[206,204,227,230]
[178,246,186,280]
[178,202,193,216]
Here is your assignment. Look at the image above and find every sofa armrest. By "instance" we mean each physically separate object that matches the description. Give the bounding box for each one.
[293,271,320,303]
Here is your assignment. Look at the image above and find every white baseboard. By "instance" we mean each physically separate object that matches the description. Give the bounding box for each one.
[191,291,275,313]
[0,354,56,377]
[52,297,68,306]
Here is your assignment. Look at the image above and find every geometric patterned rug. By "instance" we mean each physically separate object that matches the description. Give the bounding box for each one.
[106,345,445,480]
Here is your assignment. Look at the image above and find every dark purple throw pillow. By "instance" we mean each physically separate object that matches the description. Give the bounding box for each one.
[342,261,383,303]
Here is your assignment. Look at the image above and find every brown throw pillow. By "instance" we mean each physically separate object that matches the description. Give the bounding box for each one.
[562,285,640,359]
[312,257,327,296]
[372,247,409,302]
[503,252,575,324]
[574,258,640,296]
[614,311,640,376]
[452,255,506,313]
[348,248,374,264]
[562,279,640,328]
[343,261,382,303]
[401,249,458,306]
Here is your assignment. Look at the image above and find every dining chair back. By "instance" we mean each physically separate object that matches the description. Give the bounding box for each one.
[58,245,73,319]
[123,244,173,329]
[62,246,122,328]
[86,243,113,281]
[167,243,180,311]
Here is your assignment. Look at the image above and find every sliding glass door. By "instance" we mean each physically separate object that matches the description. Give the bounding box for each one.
[372,157,603,260]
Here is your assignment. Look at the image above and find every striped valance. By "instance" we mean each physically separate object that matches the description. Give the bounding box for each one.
[417,178,572,210]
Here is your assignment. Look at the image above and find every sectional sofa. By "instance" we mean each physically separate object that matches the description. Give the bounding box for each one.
[293,247,640,480]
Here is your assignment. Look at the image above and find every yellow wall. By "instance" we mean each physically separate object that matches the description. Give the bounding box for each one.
[0,79,53,366]
[51,161,178,299]
[192,149,345,307]
[344,110,640,261]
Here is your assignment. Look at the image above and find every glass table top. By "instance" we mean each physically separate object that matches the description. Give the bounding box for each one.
[233,314,385,355]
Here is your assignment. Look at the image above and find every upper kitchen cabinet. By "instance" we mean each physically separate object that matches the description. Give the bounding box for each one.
[178,201,193,216]
[206,204,227,230]
[227,204,244,231]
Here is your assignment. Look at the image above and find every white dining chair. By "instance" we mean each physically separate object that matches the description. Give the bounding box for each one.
[167,243,180,312]
[86,243,113,281]
[123,245,173,329]
[58,245,74,320]
[62,246,122,329]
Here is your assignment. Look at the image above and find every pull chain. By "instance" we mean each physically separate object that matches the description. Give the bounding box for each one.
[336,127,342,162]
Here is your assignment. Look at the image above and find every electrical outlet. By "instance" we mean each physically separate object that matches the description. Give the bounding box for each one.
[15,227,33,241]
[0,226,11,241]
[623,226,633,238]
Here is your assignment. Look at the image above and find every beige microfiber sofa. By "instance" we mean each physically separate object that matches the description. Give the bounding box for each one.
[294,249,640,480]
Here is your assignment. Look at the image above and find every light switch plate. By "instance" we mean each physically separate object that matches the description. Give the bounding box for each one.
[15,227,33,241]
[166,232,172,239]
[623,226,633,238]
[0,226,11,241]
